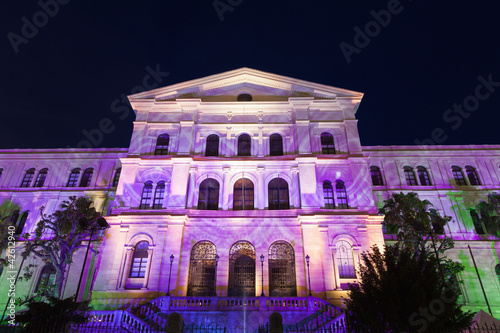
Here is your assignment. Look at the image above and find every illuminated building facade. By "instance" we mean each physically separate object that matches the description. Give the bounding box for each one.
[0,68,498,330]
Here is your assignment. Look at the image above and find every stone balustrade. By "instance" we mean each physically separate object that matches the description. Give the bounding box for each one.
[88,296,344,331]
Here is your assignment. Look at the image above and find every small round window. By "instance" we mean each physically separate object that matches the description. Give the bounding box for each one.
[237,94,252,101]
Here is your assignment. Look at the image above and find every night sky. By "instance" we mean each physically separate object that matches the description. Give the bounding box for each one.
[1,1,499,150]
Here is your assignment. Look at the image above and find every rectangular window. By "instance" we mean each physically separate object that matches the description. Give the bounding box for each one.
[130,257,148,278]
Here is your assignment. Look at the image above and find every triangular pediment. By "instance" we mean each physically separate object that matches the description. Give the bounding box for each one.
[129,67,363,102]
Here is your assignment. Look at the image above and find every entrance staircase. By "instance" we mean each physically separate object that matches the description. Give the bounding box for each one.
[87,296,346,332]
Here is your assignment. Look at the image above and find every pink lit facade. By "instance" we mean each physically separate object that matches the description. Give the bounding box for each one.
[0,68,498,329]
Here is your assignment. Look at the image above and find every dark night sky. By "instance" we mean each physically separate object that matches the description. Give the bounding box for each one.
[1,1,499,149]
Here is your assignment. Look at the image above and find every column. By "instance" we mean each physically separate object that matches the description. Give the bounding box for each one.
[142,249,154,290]
[257,167,265,209]
[222,167,231,210]
[118,248,133,290]
[296,120,311,154]
[187,168,198,208]
[225,126,232,157]
[291,166,300,208]
[258,126,264,157]
[332,248,341,289]
[320,228,335,291]
[352,246,361,278]
[178,121,194,155]
[317,181,324,208]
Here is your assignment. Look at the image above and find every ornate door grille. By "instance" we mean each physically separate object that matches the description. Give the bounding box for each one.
[187,241,217,296]
[228,241,255,297]
[268,241,296,297]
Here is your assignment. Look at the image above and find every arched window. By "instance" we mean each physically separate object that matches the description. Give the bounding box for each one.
[417,166,431,186]
[237,93,252,101]
[228,241,255,297]
[15,211,28,235]
[130,241,149,278]
[112,168,121,187]
[35,264,56,294]
[452,166,466,186]
[34,168,48,187]
[336,241,356,278]
[404,166,417,186]
[67,168,80,187]
[336,180,348,209]
[323,181,335,209]
[238,134,251,156]
[198,179,220,210]
[233,178,254,210]
[79,168,93,187]
[10,210,19,228]
[268,178,289,210]
[320,132,335,154]
[205,134,219,157]
[370,166,383,186]
[155,134,170,155]
[268,241,296,297]
[469,209,485,234]
[153,181,165,209]
[466,166,481,186]
[20,168,35,187]
[269,134,283,156]
[139,181,153,209]
[495,264,500,284]
[187,241,217,296]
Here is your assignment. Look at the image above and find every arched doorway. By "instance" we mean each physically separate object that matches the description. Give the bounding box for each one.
[228,241,255,297]
[187,241,217,296]
[268,241,296,297]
